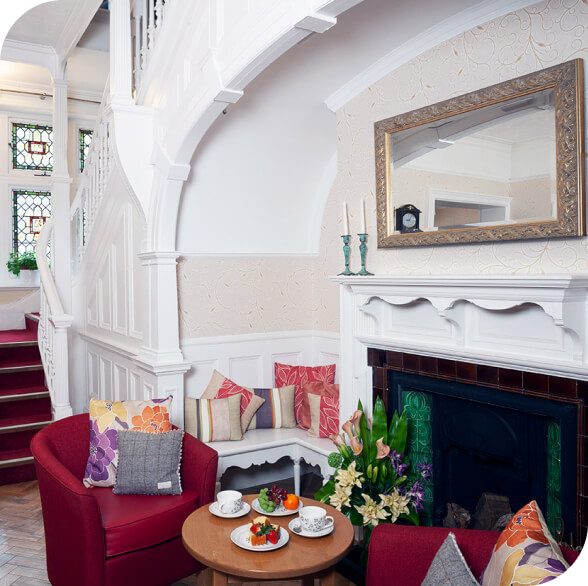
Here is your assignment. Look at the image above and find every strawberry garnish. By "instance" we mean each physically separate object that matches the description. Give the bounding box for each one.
[250,524,260,534]
[267,530,278,544]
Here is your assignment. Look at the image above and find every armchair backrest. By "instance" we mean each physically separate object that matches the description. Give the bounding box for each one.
[32,413,90,482]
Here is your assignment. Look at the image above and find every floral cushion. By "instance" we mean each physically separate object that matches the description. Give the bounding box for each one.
[83,396,173,488]
[274,363,336,426]
[480,500,568,585]
[299,381,339,430]
[307,392,339,438]
[201,369,264,432]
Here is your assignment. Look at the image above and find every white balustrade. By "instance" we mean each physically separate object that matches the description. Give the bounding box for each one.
[131,0,169,97]
[37,218,74,420]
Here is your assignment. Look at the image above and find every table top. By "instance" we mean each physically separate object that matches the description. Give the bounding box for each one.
[182,494,354,580]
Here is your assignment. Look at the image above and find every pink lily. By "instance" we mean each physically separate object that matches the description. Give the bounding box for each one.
[349,436,363,456]
[376,437,390,459]
[350,410,363,429]
[330,433,346,448]
[342,419,355,439]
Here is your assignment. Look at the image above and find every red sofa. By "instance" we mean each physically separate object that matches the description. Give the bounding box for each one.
[366,524,580,586]
[31,413,218,586]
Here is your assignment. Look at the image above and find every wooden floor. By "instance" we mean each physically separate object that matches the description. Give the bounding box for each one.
[0,481,355,586]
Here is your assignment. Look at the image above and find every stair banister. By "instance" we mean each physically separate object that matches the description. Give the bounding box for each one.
[37,218,74,420]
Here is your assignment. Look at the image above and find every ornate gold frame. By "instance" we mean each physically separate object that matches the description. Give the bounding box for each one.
[375,59,585,248]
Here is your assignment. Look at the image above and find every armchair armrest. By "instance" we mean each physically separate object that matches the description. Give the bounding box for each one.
[32,436,106,586]
[181,431,218,506]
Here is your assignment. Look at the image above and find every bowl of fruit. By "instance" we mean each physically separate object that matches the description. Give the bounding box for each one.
[252,485,303,516]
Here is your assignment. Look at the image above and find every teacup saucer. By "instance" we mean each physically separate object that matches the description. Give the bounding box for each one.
[209,501,250,518]
[288,518,334,538]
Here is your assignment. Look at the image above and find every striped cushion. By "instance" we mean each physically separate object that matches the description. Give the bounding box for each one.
[252,386,296,429]
[184,394,242,442]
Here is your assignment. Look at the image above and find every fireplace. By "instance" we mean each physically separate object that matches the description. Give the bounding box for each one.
[333,275,588,547]
[368,349,585,545]
[386,369,577,537]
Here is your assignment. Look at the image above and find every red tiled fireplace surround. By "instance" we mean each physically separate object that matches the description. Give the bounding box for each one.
[367,348,587,545]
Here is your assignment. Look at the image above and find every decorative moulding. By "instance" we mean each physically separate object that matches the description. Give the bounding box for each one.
[325,0,541,112]
[332,274,588,385]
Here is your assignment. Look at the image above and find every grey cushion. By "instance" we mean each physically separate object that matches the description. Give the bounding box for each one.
[421,532,480,586]
[113,430,183,495]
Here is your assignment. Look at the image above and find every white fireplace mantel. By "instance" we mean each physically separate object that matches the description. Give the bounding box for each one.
[331,275,588,422]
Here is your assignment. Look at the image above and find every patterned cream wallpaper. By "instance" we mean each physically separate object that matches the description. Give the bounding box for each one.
[179,0,588,338]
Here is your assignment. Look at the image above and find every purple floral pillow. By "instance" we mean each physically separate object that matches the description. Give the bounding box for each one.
[480,500,569,585]
[83,396,173,488]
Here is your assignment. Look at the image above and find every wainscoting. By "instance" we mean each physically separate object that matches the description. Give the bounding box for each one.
[181,330,340,398]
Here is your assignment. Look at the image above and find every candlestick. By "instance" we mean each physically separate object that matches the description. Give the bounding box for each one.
[338,235,355,276]
[360,199,366,233]
[342,202,349,235]
[357,233,373,276]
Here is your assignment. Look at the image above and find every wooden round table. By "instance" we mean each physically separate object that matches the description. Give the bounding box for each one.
[182,494,354,585]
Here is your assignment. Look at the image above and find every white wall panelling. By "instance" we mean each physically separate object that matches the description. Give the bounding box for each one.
[181,331,340,398]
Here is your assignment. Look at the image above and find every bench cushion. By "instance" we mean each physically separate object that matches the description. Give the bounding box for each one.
[91,488,199,557]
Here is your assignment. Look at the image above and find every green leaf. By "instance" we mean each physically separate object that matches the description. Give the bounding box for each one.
[399,509,420,526]
[347,507,364,527]
[358,409,372,466]
[314,477,336,502]
[371,397,388,455]
[388,411,408,454]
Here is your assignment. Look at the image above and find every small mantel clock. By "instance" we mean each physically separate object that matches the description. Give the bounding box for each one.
[395,204,422,233]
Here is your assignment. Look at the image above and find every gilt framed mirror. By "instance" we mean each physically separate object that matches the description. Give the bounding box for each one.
[375,59,585,247]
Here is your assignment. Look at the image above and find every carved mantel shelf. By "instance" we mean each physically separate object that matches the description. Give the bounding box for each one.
[330,275,588,422]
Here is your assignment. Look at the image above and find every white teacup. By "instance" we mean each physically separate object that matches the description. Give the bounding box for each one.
[217,490,242,514]
[298,505,334,533]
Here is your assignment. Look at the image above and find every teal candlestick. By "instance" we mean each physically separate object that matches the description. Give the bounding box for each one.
[338,235,355,276]
[357,233,373,276]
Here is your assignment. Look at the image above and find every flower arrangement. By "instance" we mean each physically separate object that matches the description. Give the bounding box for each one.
[6,251,38,276]
[315,397,431,564]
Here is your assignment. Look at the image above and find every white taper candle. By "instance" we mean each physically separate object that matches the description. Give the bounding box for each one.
[342,201,349,234]
[360,199,366,233]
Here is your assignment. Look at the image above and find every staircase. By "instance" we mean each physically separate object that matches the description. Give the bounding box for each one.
[0,314,52,486]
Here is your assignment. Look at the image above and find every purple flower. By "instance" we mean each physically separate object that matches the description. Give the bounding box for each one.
[417,461,432,480]
[84,420,118,482]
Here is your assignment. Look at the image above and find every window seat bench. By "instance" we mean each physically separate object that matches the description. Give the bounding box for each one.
[210,428,336,496]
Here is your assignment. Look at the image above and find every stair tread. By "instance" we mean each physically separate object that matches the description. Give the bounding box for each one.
[0,414,52,429]
[0,358,42,368]
[0,386,49,399]
[0,329,38,344]
[0,447,32,461]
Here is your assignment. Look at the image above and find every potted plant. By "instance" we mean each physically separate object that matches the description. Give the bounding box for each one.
[6,251,38,276]
[315,397,432,578]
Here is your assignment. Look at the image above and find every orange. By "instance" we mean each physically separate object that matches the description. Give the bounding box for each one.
[283,494,299,510]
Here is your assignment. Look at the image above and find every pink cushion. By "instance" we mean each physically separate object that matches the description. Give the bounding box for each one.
[274,363,336,426]
[299,381,339,430]
[91,488,199,557]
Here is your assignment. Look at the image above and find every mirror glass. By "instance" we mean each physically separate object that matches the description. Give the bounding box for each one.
[375,60,584,247]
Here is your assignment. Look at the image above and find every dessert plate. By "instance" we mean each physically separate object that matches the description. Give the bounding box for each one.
[288,518,334,538]
[209,501,250,518]
[251,498,303,516]
[230,524,289,551]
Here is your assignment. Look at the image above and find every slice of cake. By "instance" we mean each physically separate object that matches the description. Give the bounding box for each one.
[248,515,280,546]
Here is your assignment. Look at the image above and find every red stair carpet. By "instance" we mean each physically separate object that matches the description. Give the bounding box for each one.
[0,313,52,485]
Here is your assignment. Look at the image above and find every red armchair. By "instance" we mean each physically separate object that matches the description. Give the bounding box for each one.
[366,524,579,586]
[31,413,218,586]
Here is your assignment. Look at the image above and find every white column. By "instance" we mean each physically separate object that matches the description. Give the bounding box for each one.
[110,0,133,104]
[50,315,74,420]
[50,75,73,312]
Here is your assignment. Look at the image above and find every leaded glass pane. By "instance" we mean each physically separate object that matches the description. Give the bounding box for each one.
[13,190,52,255]
[80,129,94,172]
[12,122,53,171]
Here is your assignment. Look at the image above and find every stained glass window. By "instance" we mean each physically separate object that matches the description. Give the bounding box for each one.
[80,129,94,172]
[11,122,53,171]
[13,190,52,255]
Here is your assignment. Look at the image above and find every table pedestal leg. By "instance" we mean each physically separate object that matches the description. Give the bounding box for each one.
[319,568,336,586]
[302,576,314,586]
[212,569,228,586]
